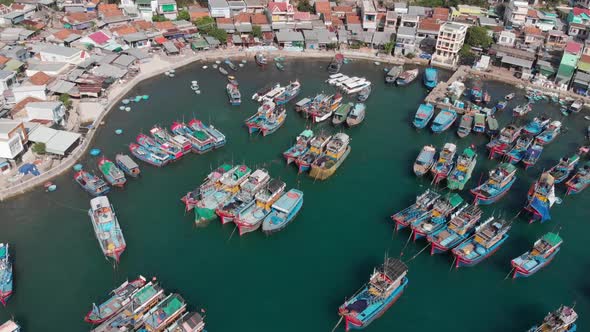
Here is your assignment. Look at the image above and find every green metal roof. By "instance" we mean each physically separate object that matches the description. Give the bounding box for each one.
[448,193,464,207]
[542,232,562,246]
[463,147,476,158]
[500,163,517,173]
[301,129,313,138]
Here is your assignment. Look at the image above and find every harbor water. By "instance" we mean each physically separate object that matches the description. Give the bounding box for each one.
[1,59,589,331]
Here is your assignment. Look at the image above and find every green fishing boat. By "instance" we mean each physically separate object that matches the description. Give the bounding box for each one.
[447,147,477,191]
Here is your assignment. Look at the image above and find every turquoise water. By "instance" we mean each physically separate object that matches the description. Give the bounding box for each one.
[0,59,589,331]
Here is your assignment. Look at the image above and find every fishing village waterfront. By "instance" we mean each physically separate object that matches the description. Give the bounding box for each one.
[1,58,590,331]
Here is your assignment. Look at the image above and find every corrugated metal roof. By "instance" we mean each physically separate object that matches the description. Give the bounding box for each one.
[501,55,533,69]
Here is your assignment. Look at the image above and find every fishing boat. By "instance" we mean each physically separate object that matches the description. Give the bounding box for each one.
[218,66,229,75]
[283,129,314,164]
[88,196,126,262]
[457,114,473,138]
[216,168,270,224]
[141,293,187,331]
[275,80,301,105]
[452,218,511,268]
[385,66,402,84]
[527,305,578,332]
[486,116,499,136]
[129,143,169,167]
[227,75,238,85]
[275,62,285,71]
[570,100,584,113]
[549,155,580,183]
[427,206,484,255]
[470,87,483,103]
[332,103,353,125]
[396,68,419,86]
[496,100,507,110]
[357,85,371,102]
[311,94,343,123]
[471,163,517,205]
[262,189,304,233]
[346,103,366,127]
[181,164,232,211]
[412,103,434,129]
[245,101,275,134]
[536,120,562,145]
[505,135,533,164]
[338,258,408,331]
[115,154,140,177]
[410,194,464,241]
[194,189,234,225]
[234,179,285,235]
[505,93,515,100]
[430,143,456,184]
[566,162,590,195]
[447,147,477,191]
[219,164,252,193]
[522,144,544,170]
[224,59,237,71]
[483,91,491,104]
[255,53,267,66]
[513,103,532,117]
[226,83,241,106]
[525,172,556,223]
[260,105,287,136]
[259,84,286,104]
[473,113,486,133]
[328,53,344,74]
[522,117,551,136]
[340,78,371,95]
[137,133,175,160]
[98,157,127,188]
[423,67,438,89]
[0,320,19,331]
[391,189,441,231]
[511,232,562,278]
[192,119,226,151]
[430,109,457,133]
[295,97,313,112]
[0,243,13,306]
[309,133,351,180]
[75,170,110,196]
[413,145,436,177]
[295,134,331,173]
[486,125,521,158]
[84,277,147,324]
[149,127,185,159]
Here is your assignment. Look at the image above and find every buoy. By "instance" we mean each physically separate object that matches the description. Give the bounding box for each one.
[90,148,101,156]
[44,182,57,192]
[196,90,201,94]
[115,129,123,135]
[73,164,83,171]
[143,95,149,100]
[239,63,244,67]
[203,65,208,69]
[119,106,125,110]
[169,74,175,77]
[122,99,130,104]
[125,107,131,112]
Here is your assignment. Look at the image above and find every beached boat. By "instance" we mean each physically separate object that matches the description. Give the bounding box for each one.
[486,116,499,136]
[255,53,267,66]
[513,103,532,117]
[447,147,477,191]
[283,129,314,164]
[385,66,403,84]
[522,117,551,136]
[332,103,353,125]
[536,120,562,145]
[275,80,301,105]
[346,103,365,127]
[181,164,232,211]
[396,68,419,86]
[570,100,584,113]
[0,243,13,306]
[473,113,486,133]
[357,85,371,102]
[457,114,473,138]
[75,171,110,196]
[511,232,562,278]
[430,143,456,184]
[88,196,126,262]
[115,154,140,177]
[452,218,511,268]
[98,157,126,188]
[549,155,580,183]
[427,206,484,255]
[295,134,331,173]
[84,277,147,324]
[338,258,408,331]
[234,179,285,235]
[410,193,464,241]
[262,189,304,233]
[431,109,457,133]
[522,144,544,169]
[423,67,438,89]
[506,135,533,164]
[527,305,577,332]
[259,105,287,136]
[141,293,187,331]
[412,103,434,129]
[309,133,351,180]
[129,143,169,167]
[391,189,441,231]
[226,83,241,106]
[525,172,556,223]
[413,145,436,176]
[471,163,517,205]
[566,162,590,195]
[216,168,270,224]
[486,125,521,158]
[328,54,344,74]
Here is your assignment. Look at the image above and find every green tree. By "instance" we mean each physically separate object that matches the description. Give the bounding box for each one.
[177,9,190,21]
[194,16,215,34]
[459,44,472,57]
[297,0,313,12]
[59,93,72,109]
[252,25,262,39]
[209,28,227,44]
[383,41,394,55]
[32,142,46,155]
[465,26,493,49]
[406,52,415,59]
[152,15,169,22]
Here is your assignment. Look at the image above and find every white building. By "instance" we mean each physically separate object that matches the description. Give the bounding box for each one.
[431,22,468,68]
[361,0,377,31]
[12,85,47,103]
[504,0,528,27]
[0,70,16,95]
[208,0,230,18]
[39,45,85,65]
[25,102,66,126]
[156,0,177,19]
[0,119,27,159]
[497,30,516,47]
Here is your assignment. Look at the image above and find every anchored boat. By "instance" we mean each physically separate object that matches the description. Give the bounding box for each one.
[309,133,351,180]
[522,117,551,136]
[473,113,486,134]
[457,114,473,138]
[410,194,464,241]
[98,157,126,188]
[396,68,418,86]
[255,53,267,66]
[566,161,590,195]
[549,155,580,183]
[332,103,353,125]
[486,125,521,159]
[506,135,533,164]
[129,143,169,167]
[346,103,365,127]
[295,134,331,173]
[84,277,147,324]
[328,53,344,74]
[511,232,562,278]
[391,189,441,231]
[427,206,484,255]
[216,168,270,224]
[486,116,499,136]
[0,243,13,306]
[513,103,532,117]
[527,305,577,332]
[141,293,187,331]
[115,154,140,177]
[385,66,402,84]
[452,218,511,268]
[412,103,434,129]
[226,83,241,106]
[447,147,477,191]
[471,163,517,205]
[181,164,232,211]
[522,144,544,169]
[357,85,371,102]
[262,189,304,233]
[536,120,562,145]
[525,172,556,223]
[275,80,301,105]
[75,170,110,196]
[430,143,456,184]
[431,109,457,133]
[234,179,285,235]
[423,67,438,89]
[413,145,436,177]
[283,129,314,164]
[88,196,126,262]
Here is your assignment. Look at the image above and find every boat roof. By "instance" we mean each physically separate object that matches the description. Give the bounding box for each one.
[300,129,313,138]
[542,232,562,246]
[116,154,138,168]
[463,148,475,158]
[499,163,517,173]
[272,189,303,213]
[296,98,311,106]
[387,66,402,76]
[90,196,110,209]
[0,321,20,332]
[381,258,408,280]
[447,193,464,207]
[268,178,286,192]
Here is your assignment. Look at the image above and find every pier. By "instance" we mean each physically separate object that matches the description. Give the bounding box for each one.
[424,66,470,114]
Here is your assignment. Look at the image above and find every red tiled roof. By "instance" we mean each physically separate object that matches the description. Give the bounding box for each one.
[233,13,251,23]
[294,11,311,21]
[190,11,209,20]
[268,2,293,13]
[331,17,343,26]
[432,7,449,21]
[154,21,175,30]
[251,13,268,25]
[419,17,440,32]
[111,25,137,36]
[98,3,118,13]
[0,55,9,65]
[11,4,24,10]
[315,1,331,15]
[29,72,52,85]
[88,31,110,44]
[332,5,353,13]
[132,20,152,30]
[102,9,123,17]
[346,14,360,24]
[216,17,233,24]
[572,7,590,16]
[527,9,538,18]
[523,26,542,36]
[11,97,43,116]
[566,40,583,54]
[64,12,95,24]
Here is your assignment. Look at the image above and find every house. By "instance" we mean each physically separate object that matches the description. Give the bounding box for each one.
[0,11,25,25]
[136,0,156,20]
[399,14,418,28]
[0,119,27,159]
[432,7,449,23]
[491,44,535,72]
[12,85,47,103]
[209,0,231,18]
[393,2,408,15]
[234,13,252,33]
[556,42,583,88]
[372,31,393,48]
[546,30,568,49]
[216,18,235,33]
[504,0,528,27]
[346,14,362,32]
[267,2,294,23]
[39,45,86,64]
[394,26,416,56]
[535,11,558,31]
[275,30,304,48]
[455,5,484,16]
[416,18,440,50]
[567,8,590,40]
[361,0,377,31]
[523,26,544,46]
[252,13,271,32]
[48,29,82,46]
[332,5,354,19]
[315,1,331,16]
[0,69,15,94]
[189,5,210,21]
[62,12,96,30]
[122,32,151,48]
[479,17,501,29]
[228,0,246,16]
[23,102,66,126]
[303,28,336,49]
[497,30,516,47]
[244,0,265,14]
[384,11,397,32]
[156,0,177,19]
[431,22,467,68]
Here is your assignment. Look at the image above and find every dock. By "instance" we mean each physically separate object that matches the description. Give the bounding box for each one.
[423,66,470,114]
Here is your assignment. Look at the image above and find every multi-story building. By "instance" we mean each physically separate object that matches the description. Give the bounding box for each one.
[504,0,528,27]
[361,0,377,31]
[431,22,467,68]
[156,0,177,20]
[0,119,27,160]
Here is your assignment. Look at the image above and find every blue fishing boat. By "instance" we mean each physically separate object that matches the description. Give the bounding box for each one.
[226,83,241,105]
[391,189,441,231]
[245,101,275,135]
[452,218,511,268]
[511,232,562,278]
[471,163,517,205]
[216,169,270,224]
[427,206,484,255]
[536,120,562,145]
[522,117,551,136]
[431,109,457,133]
[470,87,483,103]
[98,157,127,187]
[496,101,507,110]
[338,258,408,331]
[275,81,301,105]
[283,129,313,164]
[413,145,436,176]
[410,194,464,241]
[505,135,533,164]
[521,144,543,170]
[525,172,556,223]
[261,189,304,233]
[84,276,147,324]
[259,105,287,136]
[473,113,486,133]
[487,125,521,159]
[295,134,331,173]
[234,179,286,235]
[412,103,434,129]
[0,243,13,306]
[423,67,438,89]
[549,155,580,183]
[74,170,110,196]
[141,293,187,331]
[88,196,126,262]
[527,305,578,332]
[129,143,168,167]
[115,154,140,177]
[430,143,456,184]
[566,162,590,195]
[447,147,477,191]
